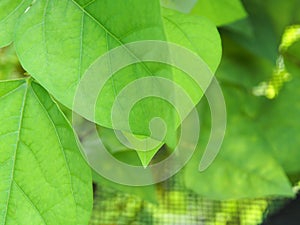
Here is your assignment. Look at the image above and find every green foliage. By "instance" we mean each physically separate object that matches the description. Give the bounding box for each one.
[0,1,300,224]
[224,0,300,62]
[0,79,92,224]
[284,36,300,75]
[161,0,247,26]
[0,0,32,47]
[190,0,247,26]
[184,91,293,199]
[12,0,221,164]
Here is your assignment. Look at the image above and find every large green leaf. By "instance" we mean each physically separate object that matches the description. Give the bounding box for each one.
[0,0,32,47]
[184,87,293,199]
[0,79,92,224]
[13,1,221,165]
[14,0,221,135]
[14,0,169,133]
[14,0,172,167]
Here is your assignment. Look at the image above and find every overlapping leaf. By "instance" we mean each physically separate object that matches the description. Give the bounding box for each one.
[161,0,247,26]
[13,0,221,136]
[0,0,31,47]
[183,36,294,199]
[190,0,247,26]
[12,0,221,166]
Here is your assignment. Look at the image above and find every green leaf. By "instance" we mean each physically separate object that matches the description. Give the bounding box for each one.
[131,8,222,165]
[136,147,163,168]
[246,0,300,39]
[258,75,300,174]
[190,0,247,26]
[0,0,32,47]
[14,0,169,133]
[216,35,273,91]
[223,18,279,62]
[97,126,129,154]
[0,79,92,224]
[253,39,300,174]
[224,0,300,62]
[14,0,221,136]
[92,125,162,167]
[184,87,294,199]
[13,1,221,165]
[162,8,221,74]
[160,0,197,14]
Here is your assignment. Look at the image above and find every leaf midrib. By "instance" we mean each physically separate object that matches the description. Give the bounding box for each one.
[69,0,165,137]
[69,0,156,78]
[30,84,78,220]
[2,81,79,224]
[2,83,28,225]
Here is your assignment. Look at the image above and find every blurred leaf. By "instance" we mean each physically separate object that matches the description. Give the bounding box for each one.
[81,124,157,201]
[97,126,129,154]
[190,0,247,26]
[92,168,158,203]
[160,0,197,14]
[223,18,278,62]
[256,35,300,174]
[224,0,300,62]
[216,35,273,91]
[184,86,293,199]
[258,74,300,174]
[284,40,300,76]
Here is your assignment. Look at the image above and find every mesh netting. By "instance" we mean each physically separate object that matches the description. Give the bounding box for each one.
[89,176,288,225]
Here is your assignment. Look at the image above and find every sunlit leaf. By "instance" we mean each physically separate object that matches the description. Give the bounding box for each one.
[14,0,221,137]
[0,0,31,47]
[0,79,92,224]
